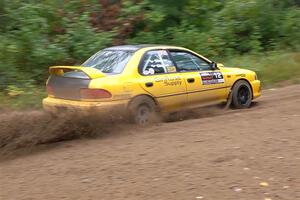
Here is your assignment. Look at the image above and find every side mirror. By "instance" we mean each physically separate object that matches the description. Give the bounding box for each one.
[210,62,218,70]
[210,62,224,70]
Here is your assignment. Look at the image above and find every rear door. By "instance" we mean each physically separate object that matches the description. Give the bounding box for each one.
[169,50,229,106]
[138,50,187,112]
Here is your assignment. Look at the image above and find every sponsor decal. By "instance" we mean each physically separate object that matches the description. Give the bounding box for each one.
[154,76,182,86]
[166,66,177,73]
[200,72,224,85]
[164,80,182,86]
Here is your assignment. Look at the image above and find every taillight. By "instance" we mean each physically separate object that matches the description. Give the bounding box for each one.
[80,88,112,99]
[46,85,54,96]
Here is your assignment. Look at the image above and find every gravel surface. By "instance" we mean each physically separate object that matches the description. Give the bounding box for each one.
[0,85,299,200]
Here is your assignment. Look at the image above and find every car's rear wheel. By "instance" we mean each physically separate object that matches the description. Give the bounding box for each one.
[231,80,253,109]
[128,96,158,125]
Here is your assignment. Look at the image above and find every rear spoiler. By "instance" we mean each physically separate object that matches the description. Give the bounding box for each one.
[49,66,105,79]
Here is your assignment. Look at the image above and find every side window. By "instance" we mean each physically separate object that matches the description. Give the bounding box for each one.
[170,51,211,72]
[140,50,176,75]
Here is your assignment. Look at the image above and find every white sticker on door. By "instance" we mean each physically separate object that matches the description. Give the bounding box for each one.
[200,72,224,85]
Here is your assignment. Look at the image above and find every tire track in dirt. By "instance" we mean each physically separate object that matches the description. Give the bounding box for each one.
[0,85,299,200]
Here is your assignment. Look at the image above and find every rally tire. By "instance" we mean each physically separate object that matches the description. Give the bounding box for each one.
[128,96,158,125]
[231,80,253,109]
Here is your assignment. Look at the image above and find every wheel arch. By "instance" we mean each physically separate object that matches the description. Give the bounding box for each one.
[231,78,254,99]
[127,94,160,111]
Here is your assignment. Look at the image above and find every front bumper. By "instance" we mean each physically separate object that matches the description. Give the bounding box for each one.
[251,80,261,99]
[43,97,129,115]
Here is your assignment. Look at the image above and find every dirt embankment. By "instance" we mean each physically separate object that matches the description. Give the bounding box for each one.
[0,85,300,200]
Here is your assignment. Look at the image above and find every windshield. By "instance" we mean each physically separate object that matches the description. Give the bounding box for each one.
[82,50,133,74]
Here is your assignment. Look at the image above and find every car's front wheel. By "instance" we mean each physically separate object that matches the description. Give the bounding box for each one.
[128,96,158,125]
[231,80,253,109]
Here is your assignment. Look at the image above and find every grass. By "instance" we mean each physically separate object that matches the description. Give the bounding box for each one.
[0,51,299,110]
[222,51,300,87]
[0,87,46,110]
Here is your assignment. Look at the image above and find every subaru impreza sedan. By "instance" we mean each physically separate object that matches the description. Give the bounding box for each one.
[43,45,261,124]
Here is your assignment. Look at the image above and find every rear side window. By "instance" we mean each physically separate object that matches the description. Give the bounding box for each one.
[170,51,211,72]
[82,50,133,74]
[139,50,176,75]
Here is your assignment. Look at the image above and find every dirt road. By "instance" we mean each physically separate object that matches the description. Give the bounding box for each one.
[1,85,300,200]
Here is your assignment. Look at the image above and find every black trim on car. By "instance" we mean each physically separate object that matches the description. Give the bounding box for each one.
[156,86,231,99]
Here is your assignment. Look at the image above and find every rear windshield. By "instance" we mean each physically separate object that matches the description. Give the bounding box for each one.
[82,50,133,74]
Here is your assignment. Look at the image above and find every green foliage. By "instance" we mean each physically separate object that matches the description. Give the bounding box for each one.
[0,86,46,110]
[0,0,114,89]
[125,0,300,57]
[59,13,114,63]
[0,0,300,109]
[279,8,300,48]
[223,52,300,86]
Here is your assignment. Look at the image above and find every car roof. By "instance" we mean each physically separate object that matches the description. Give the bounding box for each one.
[104,44,182,52]
[103,44,212,63]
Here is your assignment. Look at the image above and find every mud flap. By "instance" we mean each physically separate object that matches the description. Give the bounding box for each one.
[224,90,233,109]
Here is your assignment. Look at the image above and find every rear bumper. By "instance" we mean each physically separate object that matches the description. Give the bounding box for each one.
[43,97,129,115]
[251,80,261,99]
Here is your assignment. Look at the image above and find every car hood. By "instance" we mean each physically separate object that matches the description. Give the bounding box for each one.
[219,66,255,75]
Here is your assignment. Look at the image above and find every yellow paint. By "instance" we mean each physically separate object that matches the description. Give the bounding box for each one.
[43,45,261,114]
[43,97,128,114]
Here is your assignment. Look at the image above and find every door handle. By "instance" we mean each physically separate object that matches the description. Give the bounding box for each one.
[145,82,153,87]
[187,78,195,83]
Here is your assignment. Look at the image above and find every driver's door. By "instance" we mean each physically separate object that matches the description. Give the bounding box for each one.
[169,50,229,106]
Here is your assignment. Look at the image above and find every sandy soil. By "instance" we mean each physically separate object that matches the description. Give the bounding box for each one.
[0,85,299,200]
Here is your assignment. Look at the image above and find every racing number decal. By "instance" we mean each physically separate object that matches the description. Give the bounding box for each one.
[200,72,224,85]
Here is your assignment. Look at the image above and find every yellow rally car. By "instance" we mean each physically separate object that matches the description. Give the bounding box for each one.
[43,45,261,124]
